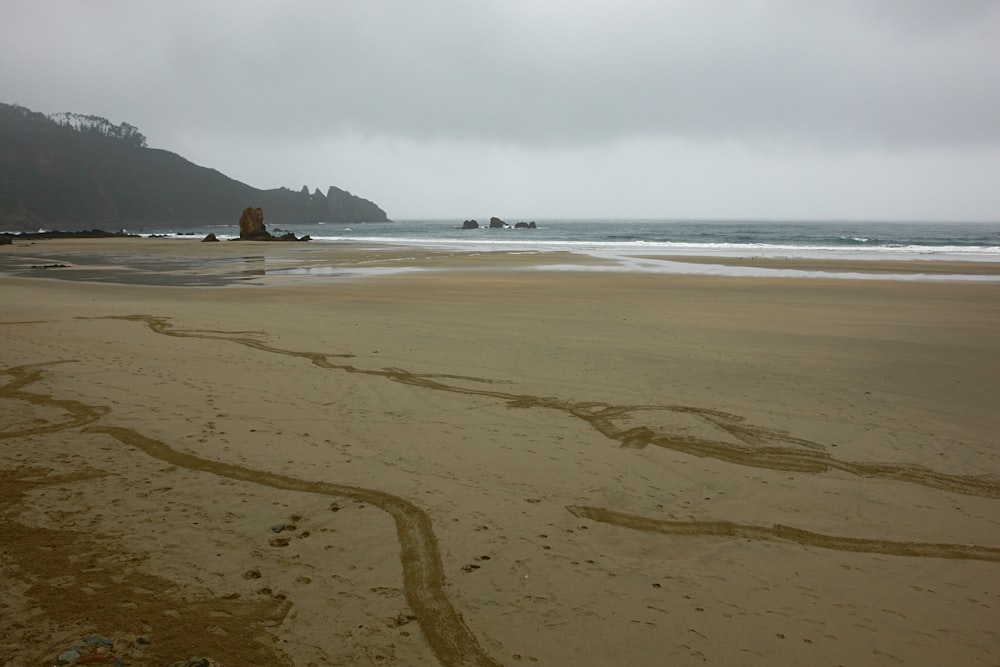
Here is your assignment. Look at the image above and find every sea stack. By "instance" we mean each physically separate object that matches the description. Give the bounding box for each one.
[236,207,310,241]
[239,207,271,240]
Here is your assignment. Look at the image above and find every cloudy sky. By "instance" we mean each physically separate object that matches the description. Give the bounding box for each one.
[3,0,999,221]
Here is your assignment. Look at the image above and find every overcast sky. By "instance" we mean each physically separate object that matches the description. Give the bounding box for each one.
[3,0,999,221]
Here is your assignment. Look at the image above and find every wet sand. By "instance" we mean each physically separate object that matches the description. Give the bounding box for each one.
[2,239,1000,665]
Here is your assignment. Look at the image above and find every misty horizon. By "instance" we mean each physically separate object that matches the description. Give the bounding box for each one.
[3,1,999,221]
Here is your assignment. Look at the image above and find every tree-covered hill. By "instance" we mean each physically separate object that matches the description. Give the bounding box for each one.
[0,103,389,231]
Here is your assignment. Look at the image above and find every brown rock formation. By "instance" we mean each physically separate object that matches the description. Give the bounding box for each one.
[238,207,270,240]
[235,207,310,241]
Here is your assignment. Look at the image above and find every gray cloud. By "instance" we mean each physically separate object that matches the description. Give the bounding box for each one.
[2,0,999,219]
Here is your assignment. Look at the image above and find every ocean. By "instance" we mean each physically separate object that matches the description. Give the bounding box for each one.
[8,219,998,284]
[150,219,1000,261]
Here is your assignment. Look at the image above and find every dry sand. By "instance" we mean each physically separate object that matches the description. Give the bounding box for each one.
[2,239,1000,666]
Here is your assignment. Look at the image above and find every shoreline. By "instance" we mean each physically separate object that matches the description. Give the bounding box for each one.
[651,254,1000,275]
[2,237,1000,287]
[3,238,1000,664]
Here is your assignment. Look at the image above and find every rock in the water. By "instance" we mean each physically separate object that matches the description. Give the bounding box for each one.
[488,216,507,229]
[514,221,537,229]
[201,233,219,242]
[461,219,479,229]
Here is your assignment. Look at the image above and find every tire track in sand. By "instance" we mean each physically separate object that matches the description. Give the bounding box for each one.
[0,361,108,438]
[99,314,1000,500]
[568,505,1000,563]
[0,363,502,667]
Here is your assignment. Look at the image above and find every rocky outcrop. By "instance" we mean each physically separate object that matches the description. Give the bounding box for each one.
[202,233,219,242]
[0,103,392,231]
[325,186,389,223]
[0,229,138,240]
[236,207,309,241]
[306,187,329,222]
[276,232,311,241]
[460,217,537,230]
[238,207,268,240]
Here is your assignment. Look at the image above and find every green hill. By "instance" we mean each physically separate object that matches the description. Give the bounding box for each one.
[0,103,389,231]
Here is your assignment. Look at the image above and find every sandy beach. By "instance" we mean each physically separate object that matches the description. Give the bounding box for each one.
[2,239,1000,666]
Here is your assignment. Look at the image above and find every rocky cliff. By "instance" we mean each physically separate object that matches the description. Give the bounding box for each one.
[0,103,390,231]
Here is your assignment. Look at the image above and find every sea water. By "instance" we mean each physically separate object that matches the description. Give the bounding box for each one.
[151,219,1000,261]
[7,219,1000,284]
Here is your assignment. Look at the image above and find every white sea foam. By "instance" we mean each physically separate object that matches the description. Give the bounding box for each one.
[132,219,1000,282]
[299,234,1000,263]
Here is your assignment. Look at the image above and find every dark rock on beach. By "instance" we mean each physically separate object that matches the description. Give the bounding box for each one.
[52,634,158,665]
[1,229,139,241]
[164,659,221,667]
[202,233,219,242]
[238,207,269,240]
[236,207,310,242]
